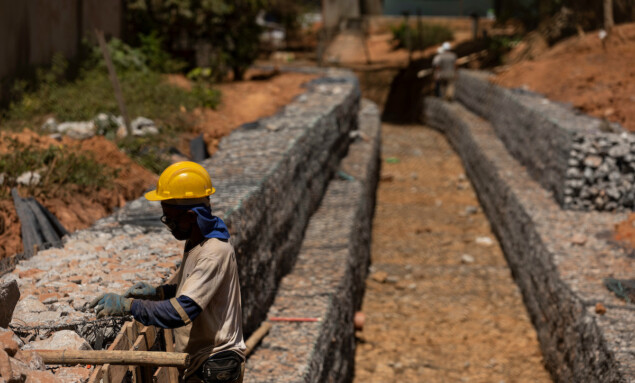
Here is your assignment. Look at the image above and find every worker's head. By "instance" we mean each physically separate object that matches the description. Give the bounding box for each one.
[145,161,215,240]
[442,42,452,52]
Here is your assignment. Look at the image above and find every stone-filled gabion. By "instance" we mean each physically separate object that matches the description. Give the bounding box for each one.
[245,100,381,383]
[426,97,635,383]
[2,69,361,345]
[453,69,633,212]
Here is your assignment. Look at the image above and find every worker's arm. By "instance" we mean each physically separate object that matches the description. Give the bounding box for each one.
[124,282,178,300]
[130,295,202,328]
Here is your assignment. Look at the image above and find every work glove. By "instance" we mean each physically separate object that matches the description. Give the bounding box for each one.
[124,282,159,300]
[89,293,132,318]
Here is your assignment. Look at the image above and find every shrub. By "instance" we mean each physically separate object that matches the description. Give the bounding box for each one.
[390,22,454,51]
[124,0,266,80]
[0,137,116,199]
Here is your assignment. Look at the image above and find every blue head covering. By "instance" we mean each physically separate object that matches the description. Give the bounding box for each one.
[164,202,230,241]
[191,206,230,240]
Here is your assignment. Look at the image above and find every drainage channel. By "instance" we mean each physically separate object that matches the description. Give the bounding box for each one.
[353,123,551,382]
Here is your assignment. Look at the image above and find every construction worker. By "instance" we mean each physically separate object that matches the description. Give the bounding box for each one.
[90,161,246,383]
[432,41,458,101]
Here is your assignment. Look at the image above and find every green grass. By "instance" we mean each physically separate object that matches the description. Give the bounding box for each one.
[4,67,218,129]
[391,22,454,51]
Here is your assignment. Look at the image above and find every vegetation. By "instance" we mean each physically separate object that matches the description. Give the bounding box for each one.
[1,37,220,175]
[4,39,219,127]
[124,0,267,80]
[390,22,454,51]
[0,136,116,199]
[493,0,634,37]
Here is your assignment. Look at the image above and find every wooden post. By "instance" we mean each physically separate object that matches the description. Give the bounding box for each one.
[95,29,132,138]
[245,322,272,357]
[164,329,180,383]
[35,350,189,368]
[604,0,614,32]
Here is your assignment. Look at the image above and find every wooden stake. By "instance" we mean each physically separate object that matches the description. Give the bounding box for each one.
[245,322,272,357]
[95,29,132,138]
[35,350,189,368]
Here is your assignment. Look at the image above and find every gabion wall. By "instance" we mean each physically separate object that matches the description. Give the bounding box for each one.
[454,70,634,211]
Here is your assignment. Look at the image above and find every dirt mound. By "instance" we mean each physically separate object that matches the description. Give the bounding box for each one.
[0,131,157,258]
[614,213,635,250]
[494,23,635,131]
[168,71,318,156]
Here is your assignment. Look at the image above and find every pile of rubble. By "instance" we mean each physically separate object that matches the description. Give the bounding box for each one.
[42,114,159,140]
[0,281,92,383]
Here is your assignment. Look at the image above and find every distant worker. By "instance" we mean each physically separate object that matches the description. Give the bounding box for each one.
[90,161,245,383]
[432,41,458,100]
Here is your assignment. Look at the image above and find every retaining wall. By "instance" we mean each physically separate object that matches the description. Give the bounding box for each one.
[453,70,635,211]
[245,99,381,383]
[426,97,635,382]
[3,69,361,344]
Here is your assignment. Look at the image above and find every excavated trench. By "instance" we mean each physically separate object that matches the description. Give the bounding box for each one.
[2,64,633,383]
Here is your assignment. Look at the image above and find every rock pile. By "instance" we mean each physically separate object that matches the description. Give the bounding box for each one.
[565,132,635,210]
[453,69,634,211]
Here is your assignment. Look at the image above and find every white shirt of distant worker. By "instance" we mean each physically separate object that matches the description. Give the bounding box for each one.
[90,161,246,383]
[432,41,458,100]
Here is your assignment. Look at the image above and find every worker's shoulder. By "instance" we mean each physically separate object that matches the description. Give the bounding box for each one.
[199,238,235,258]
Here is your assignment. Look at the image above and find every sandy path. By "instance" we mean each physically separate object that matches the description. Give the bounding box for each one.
[354,123,552,382]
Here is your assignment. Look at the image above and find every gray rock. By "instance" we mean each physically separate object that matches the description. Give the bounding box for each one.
[583,155,603,168]
[57,121,97,140]
[608,144,630,158]
[0,281,20,327]
[23,330,92,351]
[16,171,41,186]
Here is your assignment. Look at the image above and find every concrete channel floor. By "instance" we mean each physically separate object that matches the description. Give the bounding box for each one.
[353,123,552,383]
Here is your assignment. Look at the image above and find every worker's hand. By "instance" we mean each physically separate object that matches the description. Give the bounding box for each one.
[89,293,132,318]
[123,282,158,300]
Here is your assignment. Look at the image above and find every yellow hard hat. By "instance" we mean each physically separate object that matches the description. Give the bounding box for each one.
[145,161,215,201]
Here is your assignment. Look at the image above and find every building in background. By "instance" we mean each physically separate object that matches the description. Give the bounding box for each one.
[0,0,122,104]
[384,0,493,16]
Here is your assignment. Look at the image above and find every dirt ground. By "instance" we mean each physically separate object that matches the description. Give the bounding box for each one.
[494,23,635,132]
[0,71,316,260]
[166,70,317,156]
[353,124,551,382]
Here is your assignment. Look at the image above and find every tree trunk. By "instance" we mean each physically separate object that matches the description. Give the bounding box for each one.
[361,0,382,15]
[604,0,614,31]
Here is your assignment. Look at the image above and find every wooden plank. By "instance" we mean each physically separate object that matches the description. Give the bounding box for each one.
[132,326,158,383]
[87,364,104,383]
[163,329,180,383]
[132,326,157,351]
[102,364,111,383]
[108,322,134,383]
[127,322,142,383]
[153,366,170,383]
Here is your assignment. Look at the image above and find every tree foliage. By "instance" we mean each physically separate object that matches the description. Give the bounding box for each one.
[494,0,634,34]
[124,0,267,80]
